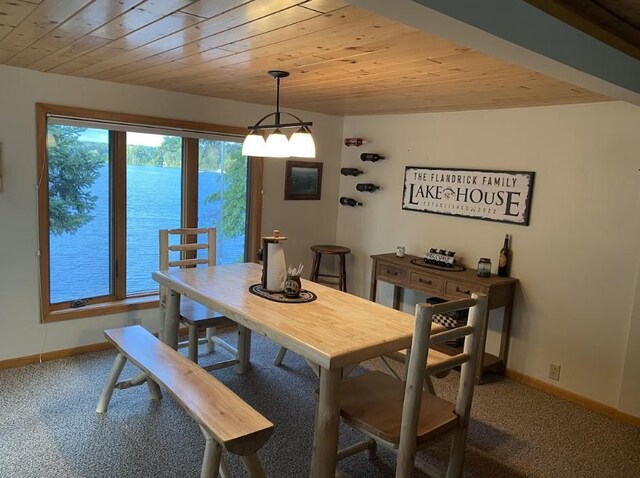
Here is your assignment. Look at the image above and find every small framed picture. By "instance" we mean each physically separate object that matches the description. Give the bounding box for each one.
[284,160,323,200]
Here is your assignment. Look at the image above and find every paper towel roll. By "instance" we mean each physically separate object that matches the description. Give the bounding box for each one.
[266,242,286,292]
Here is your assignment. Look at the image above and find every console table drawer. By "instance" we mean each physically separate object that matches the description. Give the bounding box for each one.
[377,263,407,285]
[409,272,444,295]
[445,280,487,298]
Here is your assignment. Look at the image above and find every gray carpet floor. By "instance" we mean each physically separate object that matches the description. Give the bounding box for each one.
[1,330,639,478]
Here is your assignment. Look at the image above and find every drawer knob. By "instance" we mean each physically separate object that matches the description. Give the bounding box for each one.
[456,286,471,295]
[387,270,398,276]
[419,278,432,285]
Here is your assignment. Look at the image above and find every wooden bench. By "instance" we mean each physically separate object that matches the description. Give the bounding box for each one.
[96,325,273,478]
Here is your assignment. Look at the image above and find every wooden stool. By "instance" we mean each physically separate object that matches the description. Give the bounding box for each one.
[310,245,351,292]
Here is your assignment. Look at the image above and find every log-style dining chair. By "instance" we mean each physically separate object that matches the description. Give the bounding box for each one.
[334,293,487,478]
[159,228,239,372]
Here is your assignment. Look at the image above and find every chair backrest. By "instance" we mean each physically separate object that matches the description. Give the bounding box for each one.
[158,228,217,305]
[396,293,488,473]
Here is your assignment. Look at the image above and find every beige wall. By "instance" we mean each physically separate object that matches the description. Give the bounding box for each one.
[619,265,640,416]
[1,63,638,418]
[0,65,342,361]
[338,102,640,414]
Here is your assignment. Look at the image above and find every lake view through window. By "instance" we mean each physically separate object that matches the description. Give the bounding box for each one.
[46,123,249,306]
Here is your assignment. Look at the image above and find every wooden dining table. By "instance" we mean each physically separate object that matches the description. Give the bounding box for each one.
[152,262,442,478]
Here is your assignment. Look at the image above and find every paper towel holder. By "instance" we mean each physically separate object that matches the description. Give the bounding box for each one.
[261,229,287,290]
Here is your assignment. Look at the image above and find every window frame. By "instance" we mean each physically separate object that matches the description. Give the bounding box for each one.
[36,103,263,323]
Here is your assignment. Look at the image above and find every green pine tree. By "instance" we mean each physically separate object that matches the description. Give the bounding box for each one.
[48,126,106,235]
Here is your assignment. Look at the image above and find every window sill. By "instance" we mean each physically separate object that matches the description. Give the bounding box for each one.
[43,295,159,323]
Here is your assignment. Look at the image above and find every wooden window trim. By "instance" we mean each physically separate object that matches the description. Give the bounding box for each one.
[36,103,263,323]
[112,130,127,299]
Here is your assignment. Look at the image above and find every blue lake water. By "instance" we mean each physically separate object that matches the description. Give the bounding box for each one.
[49,164,245,303]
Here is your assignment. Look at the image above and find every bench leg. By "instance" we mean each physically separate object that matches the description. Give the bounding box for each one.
[96,353,127,413]
[241,454,267,478]
[273,346,287,366]
[146,378,163,401]
[237,325,252,374]
[200,426,223,478]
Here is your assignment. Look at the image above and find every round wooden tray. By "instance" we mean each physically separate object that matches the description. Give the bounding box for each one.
[410,258,466,272]
[248,284,317,303]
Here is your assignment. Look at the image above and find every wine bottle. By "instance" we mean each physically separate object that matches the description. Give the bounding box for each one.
[356,183,380,192]
[344,138,368,147]
[340,167,364,176]
[498,234,510,277]
[339,196,363,207]
[360,153,385,162]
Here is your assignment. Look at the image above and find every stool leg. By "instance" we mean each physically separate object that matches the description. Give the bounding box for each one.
[310,251,321,282]
[340,253,347,292]
[273,346,287,366]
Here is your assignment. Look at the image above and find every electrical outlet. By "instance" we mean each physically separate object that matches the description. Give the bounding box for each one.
[128,316,142,326]
[548,363,561,381]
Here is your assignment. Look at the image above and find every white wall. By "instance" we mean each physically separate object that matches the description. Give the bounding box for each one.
[338,102,640,413]
[0,65,342,361]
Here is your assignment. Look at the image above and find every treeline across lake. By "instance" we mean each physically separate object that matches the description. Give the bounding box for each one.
[50,126,235,171]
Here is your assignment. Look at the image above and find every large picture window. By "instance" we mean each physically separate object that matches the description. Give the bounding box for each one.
[37,104,263,322]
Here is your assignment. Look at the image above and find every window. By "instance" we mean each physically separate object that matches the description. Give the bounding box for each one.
[37,104,263,322]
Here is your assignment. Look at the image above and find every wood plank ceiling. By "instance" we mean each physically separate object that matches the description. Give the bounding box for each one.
[0,0,611,115]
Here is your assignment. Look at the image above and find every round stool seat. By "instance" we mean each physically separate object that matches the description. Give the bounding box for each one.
[310,245,351,255]
[310,244,350,292]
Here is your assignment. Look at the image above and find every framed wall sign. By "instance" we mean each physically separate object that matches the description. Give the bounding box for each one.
[402,166,535,225]
[285,160,323,200]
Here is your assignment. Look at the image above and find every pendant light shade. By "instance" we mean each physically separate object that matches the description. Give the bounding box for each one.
[241,131,265,156]
[264,129,290,157]
[288,127,316,158]
[243,70,315,158]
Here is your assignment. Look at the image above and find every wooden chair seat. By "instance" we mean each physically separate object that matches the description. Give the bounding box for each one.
[180,298,236,328]
[97,326,273,477]
[339,371,458,447]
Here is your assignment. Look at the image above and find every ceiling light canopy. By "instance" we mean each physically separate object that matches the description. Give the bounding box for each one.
[242,71,315,158]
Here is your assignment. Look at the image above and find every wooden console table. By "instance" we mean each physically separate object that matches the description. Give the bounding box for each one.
[370,253,518,383]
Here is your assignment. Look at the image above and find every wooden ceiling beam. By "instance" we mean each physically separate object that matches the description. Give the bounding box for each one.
[525,0,640,61]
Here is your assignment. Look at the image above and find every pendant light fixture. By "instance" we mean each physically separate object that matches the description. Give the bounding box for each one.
[242,70,316,158]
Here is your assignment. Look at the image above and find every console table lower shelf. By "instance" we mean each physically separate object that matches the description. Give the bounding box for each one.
[370,253,518,384]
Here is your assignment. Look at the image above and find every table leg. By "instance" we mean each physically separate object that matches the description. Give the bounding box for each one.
[164,288,181,349]
[237,325,252,374]
[310,367,341,478]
